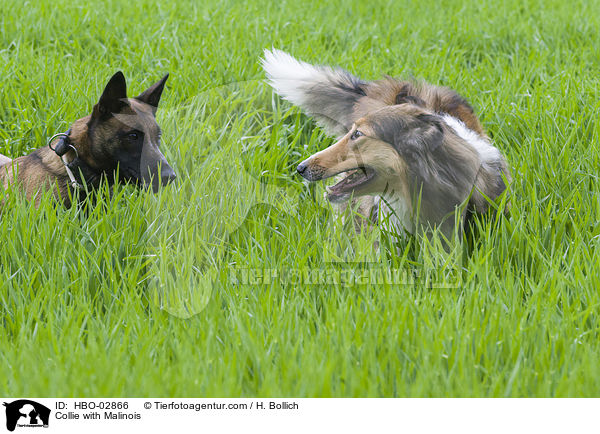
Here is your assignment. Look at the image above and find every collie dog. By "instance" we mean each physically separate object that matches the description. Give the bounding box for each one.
[262,49,510,239]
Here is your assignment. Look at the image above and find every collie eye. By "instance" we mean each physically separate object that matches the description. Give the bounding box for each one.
[350,130,364,140]
[127,132,140,141]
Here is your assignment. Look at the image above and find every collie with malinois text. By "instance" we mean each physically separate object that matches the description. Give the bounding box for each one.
[0,71,176,207]
[262,49,510,239]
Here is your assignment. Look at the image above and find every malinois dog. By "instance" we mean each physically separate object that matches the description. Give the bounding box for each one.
[0,71,176,207]
[262,49,510,239]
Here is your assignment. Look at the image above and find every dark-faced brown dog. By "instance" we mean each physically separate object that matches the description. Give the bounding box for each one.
[0,71,176,207]
[262,49,511,239]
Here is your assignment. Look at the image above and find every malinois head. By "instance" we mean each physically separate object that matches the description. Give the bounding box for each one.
[70,71,176,192]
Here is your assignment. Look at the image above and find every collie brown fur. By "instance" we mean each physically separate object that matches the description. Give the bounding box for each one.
[263,49,510,238]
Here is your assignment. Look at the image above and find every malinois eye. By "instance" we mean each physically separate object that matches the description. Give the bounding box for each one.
[127,132,141,141]
[350,130,364,140]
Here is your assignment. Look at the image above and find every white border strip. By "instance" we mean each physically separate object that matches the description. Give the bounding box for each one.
[1,398,597,433]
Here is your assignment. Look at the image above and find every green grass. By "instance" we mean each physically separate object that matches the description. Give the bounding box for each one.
[1,0,600,397]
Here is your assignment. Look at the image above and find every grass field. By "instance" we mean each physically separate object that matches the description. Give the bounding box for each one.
[1,0,600,397]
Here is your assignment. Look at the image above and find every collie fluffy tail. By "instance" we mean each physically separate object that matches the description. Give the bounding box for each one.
[262,49,366,136]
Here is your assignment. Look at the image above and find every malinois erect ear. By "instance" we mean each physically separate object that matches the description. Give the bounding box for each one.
[135,74,169,110]
[93,71,129,119]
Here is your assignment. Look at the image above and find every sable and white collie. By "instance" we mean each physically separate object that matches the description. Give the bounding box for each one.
[262,49,510,239]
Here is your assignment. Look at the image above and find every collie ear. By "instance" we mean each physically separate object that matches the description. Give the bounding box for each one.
[92,71,129,120]
[136,73,169,110]
[396,113,445,158]
[401,116,481,237]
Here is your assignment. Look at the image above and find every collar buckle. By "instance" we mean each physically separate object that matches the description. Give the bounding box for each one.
[48,129,83,190]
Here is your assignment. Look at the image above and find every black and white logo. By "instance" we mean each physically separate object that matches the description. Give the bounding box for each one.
[3,400,50,432]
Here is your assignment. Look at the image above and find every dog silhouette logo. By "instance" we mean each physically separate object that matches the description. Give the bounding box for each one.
[3,400,50,432]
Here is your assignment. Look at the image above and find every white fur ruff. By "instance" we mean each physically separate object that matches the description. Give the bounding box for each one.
[0,154,11,167]
[441,114,502,167]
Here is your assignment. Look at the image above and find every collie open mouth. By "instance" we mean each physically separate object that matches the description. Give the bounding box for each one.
[326,167,376,202]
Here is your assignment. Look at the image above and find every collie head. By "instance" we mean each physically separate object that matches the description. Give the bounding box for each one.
[297,103,508,234]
